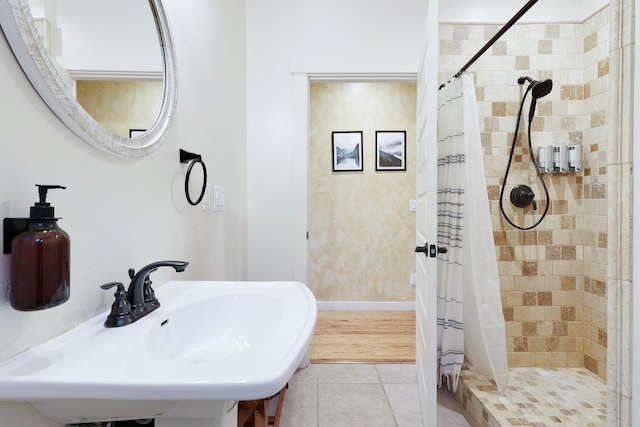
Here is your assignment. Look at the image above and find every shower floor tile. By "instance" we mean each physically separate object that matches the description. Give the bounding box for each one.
[455,364,607,426]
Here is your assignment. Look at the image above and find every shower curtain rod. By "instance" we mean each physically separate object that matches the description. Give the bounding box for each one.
[443,0,540,85]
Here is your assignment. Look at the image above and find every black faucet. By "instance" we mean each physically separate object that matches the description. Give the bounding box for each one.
[101,260,188,327]
[127,260,189,315]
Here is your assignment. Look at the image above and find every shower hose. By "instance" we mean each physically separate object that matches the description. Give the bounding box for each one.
[499,84,550,230]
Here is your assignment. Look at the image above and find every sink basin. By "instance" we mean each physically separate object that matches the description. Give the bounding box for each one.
[0,281,317,425]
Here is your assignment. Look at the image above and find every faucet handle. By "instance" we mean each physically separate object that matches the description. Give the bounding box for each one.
[101,281,124,291]
[100,282,135,328]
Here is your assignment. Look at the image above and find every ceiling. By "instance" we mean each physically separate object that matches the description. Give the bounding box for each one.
[440,0,609,23]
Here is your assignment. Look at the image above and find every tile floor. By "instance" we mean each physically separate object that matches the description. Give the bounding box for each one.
[456,365,608,427]
[274,363,608,426]
[276,363,473,427]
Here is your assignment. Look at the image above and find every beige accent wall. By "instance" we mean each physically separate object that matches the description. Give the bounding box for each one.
[76,80,163,138]
[440,7,609,379]
[309,82,416,302]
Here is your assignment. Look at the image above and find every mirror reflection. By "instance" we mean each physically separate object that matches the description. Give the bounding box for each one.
[28,0,164,138]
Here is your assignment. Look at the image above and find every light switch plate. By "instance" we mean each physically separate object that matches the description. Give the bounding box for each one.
[213,186,225,212]
[201,182,212,211]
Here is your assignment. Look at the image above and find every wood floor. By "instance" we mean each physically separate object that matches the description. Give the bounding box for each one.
[309,311,416,363]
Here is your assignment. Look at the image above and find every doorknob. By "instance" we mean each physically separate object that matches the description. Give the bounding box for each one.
[415,244,428,255]
[415,243,447,258]
[414,244,436,257]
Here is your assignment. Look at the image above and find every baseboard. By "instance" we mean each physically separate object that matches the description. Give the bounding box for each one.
[317,301,416,311]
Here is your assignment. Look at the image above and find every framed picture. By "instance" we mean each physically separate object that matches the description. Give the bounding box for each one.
[129,129,146,138]
[376,130,406,171]
[332,131,363,172]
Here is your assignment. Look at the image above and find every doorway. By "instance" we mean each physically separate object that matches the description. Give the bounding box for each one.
[307,80,417,306]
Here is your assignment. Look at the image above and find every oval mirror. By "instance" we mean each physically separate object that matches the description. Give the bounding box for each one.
[0,0,177,157]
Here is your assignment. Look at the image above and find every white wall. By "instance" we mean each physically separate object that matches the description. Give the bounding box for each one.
[31,0,162,73]
[0,0,246,424]
[245,0,428,282]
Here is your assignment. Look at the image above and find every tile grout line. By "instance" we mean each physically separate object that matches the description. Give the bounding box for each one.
[377,366,401,427]
[315,381,320,427]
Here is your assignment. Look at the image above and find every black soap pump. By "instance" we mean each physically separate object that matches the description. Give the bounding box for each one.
[10,185,70,311]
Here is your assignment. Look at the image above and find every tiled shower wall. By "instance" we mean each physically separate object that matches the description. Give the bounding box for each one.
[439,6,609,380]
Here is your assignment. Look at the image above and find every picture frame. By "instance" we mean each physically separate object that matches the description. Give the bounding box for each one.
[129,129,146,138]
[376,130,406,171]
[332,131,363,172]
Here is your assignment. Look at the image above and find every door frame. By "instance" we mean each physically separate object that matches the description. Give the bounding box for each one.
[292,72,418,299]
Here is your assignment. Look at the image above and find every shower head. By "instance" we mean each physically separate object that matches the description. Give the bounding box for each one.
[518,76,553,122]
[531,79,553,99]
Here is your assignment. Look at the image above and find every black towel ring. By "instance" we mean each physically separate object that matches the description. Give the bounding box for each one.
[180,149,207,206]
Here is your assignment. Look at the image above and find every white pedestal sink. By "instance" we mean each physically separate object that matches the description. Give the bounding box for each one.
[0,281,317,426]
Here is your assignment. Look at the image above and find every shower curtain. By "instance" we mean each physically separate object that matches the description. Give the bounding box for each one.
[436,73,509,394]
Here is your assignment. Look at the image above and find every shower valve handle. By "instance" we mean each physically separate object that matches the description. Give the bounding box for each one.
[510,184,536,209]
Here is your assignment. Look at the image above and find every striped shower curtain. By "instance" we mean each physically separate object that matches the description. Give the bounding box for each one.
[436,73,509,394]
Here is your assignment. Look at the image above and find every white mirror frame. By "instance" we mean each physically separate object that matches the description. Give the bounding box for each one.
[0,0,177,157]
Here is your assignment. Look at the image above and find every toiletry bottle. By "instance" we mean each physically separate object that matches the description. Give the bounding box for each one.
[10,185,70,311]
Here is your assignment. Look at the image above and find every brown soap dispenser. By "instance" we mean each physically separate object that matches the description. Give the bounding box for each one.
[10,185,70,311]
